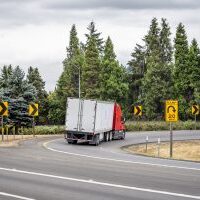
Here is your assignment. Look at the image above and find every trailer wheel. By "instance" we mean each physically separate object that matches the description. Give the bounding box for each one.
[106,133,109,142]
[95,135,100,146]
[72,140,77,144]
[108,132,111,141]
[104,133,108,142]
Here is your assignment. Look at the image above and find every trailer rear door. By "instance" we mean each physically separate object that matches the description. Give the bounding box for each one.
[81,99,96,133]
[65,98,80,131]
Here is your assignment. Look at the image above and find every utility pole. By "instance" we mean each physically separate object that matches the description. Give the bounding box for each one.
[78,66,81,99]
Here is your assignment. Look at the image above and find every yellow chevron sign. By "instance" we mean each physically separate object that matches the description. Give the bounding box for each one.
[0,102,8,116]
[192,105,199,115]
[29,103,38,116]
[134,105,142,116]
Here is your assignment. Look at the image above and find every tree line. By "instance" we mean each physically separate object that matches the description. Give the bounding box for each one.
[0,65,48,131]
[1,18,200,126]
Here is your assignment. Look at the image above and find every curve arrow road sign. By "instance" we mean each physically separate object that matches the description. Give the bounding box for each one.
[29,103,38,116]
[134,106,142,116]
[0,102,8,116]
[192,105,199,115]
[165,100,178,122]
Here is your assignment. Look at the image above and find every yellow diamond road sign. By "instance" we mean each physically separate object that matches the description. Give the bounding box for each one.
[192,105,199,115]
[165,100,178,122]
[0,101,8,116]
[29,103,38,116]
[134,105,142,116]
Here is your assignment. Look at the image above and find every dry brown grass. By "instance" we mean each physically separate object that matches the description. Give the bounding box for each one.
[124,140,200,162]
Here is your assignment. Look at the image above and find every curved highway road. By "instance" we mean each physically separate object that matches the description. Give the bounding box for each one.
[0,130,199,200]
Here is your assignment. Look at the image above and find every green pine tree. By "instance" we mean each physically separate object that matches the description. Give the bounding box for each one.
[82,35,101,98]
[127,43,146,114]
[0,65,13,88]
[85,21,104,54]
[174,23,190,119]
[0,66,37,131]
[141,18,173,119]
[160,18,173,63]
[188,39,200,107]
[100,36,128,105]
[27,66,48,124]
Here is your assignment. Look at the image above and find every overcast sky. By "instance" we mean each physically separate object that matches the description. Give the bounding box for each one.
[0,0,199,91]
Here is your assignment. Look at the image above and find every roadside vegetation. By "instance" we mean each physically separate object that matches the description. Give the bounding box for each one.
[123,140,200,162]
[126,121,200,131]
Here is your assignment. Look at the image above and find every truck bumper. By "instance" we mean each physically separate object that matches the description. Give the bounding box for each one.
[65,131,94,144]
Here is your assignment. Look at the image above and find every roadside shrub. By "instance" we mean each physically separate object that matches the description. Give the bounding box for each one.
[125,121,200,132]
[23,125,65,135]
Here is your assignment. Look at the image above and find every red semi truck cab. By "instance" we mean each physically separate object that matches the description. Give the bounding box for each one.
[112,103,126,139]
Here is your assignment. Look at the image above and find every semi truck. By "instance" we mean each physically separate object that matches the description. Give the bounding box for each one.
[65,97,125,145]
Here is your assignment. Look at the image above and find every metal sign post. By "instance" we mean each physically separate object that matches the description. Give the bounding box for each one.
[195,114,197,130]
[170,122,173,158]
[145,136,148,152]
[1,116,3,142]
[32,116,35,137]
[165,100,178,158]
[157,137,161,157]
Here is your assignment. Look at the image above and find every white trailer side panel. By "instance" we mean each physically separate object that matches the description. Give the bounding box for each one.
[81,99,96,133]
[65,98,80,131]
[94,102,114,133]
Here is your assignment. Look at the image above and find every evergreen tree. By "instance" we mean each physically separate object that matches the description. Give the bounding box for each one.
[160,18,173,63]
[188,39,200,106]
[100,36,128,104]
[0,65,13,88]
[82,35,101,98]
[127,43,146,113]
[174,23,190,119]
[141,18,173,119]
[85,21,104,53]
[144,18,160,59]
[27,66,48,124]
[0,66,37,130]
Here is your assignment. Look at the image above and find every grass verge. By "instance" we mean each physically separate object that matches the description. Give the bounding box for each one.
[123,140,200,162]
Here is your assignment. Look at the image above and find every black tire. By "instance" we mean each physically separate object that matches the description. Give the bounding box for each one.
[104,133,108,142]
[95,135,100,146]
[72,140,77,144]
[108,132,111,141]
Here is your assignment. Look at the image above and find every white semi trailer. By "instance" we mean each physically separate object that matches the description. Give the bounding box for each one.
[65,97,125,145]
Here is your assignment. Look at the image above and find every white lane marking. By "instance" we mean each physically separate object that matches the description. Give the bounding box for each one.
[0,192,35,200]
[0,167,199,199]
[43,140,200,171]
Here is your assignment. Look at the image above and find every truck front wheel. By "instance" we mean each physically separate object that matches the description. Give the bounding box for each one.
[121,131,126,140]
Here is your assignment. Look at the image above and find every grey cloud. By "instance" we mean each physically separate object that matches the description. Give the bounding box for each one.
[0,0,199,28]
[43,0,200,10]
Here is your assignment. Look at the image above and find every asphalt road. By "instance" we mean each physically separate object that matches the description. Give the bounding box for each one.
[0,130,199,200]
